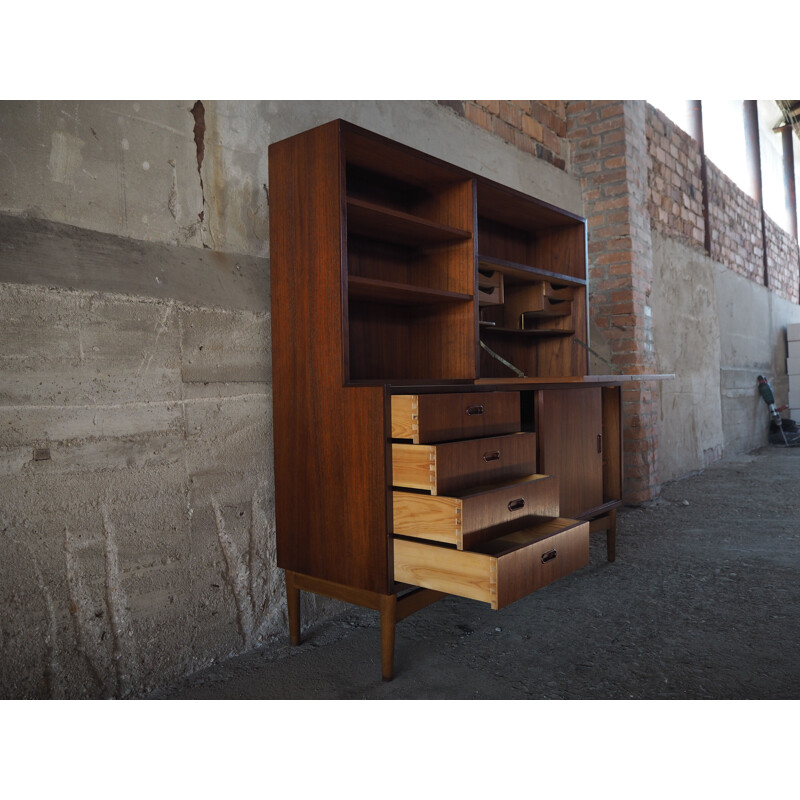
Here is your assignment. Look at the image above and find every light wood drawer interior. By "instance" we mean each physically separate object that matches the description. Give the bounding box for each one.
[393,474,559,549]
[392,432,536,496]
[393,518,589,610]
[391,392,520,443]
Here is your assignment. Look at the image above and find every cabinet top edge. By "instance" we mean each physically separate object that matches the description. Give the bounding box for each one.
[268,119,586,226]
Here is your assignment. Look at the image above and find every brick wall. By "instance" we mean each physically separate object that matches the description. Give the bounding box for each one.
[644,103,799,305]
[765,216,800,303]
[707,160,764,284]
[645,106,705,249]
[439,101,569,170]
[566,100,659,504]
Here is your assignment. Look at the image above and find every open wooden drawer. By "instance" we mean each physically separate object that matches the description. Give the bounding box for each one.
[392,432,536,496]
[391,391,520,444]
[393,474,559,550]
[393,518,589,610]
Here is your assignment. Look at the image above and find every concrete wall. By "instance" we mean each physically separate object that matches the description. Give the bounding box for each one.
[0,100,578,698]
[650,232,725,480]
[715,259,800,454]
[650,231,800,481]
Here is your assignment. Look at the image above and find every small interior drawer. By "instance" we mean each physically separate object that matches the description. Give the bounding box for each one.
[391,392,520,443]
[393,518,589,610]
[392,432,536,496]
[393,474,559,550]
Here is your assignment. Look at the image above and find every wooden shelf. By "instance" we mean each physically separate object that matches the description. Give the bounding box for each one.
[348,276,473,306]
[477,255,587,287]
[481,325,575,338]
[347,197,472,247]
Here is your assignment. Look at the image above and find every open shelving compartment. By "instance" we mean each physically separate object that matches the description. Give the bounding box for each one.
[475,178,589,380]
[342,126,477,382]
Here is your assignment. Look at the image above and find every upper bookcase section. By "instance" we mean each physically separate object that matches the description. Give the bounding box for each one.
[268,119,588,384]
[475,178,588,282]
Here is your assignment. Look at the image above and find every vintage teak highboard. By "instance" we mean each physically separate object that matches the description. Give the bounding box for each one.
[269,119,624,680]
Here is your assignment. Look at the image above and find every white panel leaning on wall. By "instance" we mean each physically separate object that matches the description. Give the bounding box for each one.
[787,323,800,418]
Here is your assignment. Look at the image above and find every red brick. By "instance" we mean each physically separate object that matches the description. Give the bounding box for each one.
[591,168,627,185]
[513,129,537,156]
[499,101,522,128]
[542,127,561,154]
[600,103,625,119]
[496,117,517,143]
[573,110,602,128]
[595,251,632,266]
[606,210,629,225]
[567,101,589,114]
[475,100,500,114]
[522,114,544,141]
[604,156,626,170]
[465,103,492,131]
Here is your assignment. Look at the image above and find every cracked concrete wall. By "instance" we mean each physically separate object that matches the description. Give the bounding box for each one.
[0,100,270,256]
[0,100,582,698]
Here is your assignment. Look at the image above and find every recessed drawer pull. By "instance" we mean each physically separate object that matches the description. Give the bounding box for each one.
[508,498,525,512]
[466,404,485,416]
[483,450,501,462]
[541,549,557,564]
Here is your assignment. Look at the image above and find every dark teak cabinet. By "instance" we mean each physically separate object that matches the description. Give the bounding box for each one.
[269,119,623,679]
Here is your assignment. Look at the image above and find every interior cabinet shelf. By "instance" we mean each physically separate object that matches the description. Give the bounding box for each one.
[477,255,587,288]
[481,325,576,338]
[347,197,472,246]
[348,276,473,305]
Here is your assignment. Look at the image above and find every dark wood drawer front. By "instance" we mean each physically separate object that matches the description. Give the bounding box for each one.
[394,518,590,610]
[392,392,520,443]
[392,432,536,496]
[393,474,559,550]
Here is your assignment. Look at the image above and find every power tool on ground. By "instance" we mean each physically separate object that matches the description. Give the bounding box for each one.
[757,375,791,445]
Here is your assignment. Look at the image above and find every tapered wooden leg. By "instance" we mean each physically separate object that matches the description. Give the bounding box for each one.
[606,508,617,563]
[281,571,445,681]
[379,593,397,682]
[286,570,301,645]
[589,511,617,563]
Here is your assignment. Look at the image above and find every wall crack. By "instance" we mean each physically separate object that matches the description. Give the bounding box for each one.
[191,101,209,247]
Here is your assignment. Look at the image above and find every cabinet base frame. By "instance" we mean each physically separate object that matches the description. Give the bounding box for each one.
[284,570,445,681]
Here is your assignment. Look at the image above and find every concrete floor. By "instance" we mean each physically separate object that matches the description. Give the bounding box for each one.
[149,445,800,700]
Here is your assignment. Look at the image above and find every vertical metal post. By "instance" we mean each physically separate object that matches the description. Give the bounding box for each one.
[783,123,800,303]
[744,100,769,287]
[689,100,712,255]
[782,125,798,241]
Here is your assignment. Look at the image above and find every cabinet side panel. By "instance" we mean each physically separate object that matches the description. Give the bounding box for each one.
[269,123,389,593]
